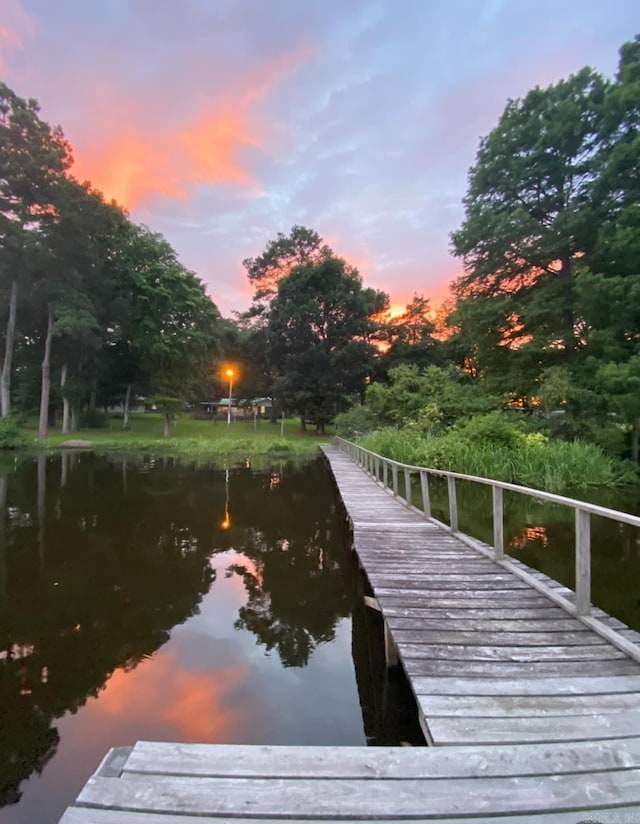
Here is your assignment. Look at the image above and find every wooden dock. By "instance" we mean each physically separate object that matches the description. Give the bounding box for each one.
[59,443,640,822]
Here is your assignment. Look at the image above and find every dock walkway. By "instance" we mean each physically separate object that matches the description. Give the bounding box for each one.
[59,443,640,822]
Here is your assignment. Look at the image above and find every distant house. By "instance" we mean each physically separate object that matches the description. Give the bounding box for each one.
[250,398,273,418]
[194,398,273,421]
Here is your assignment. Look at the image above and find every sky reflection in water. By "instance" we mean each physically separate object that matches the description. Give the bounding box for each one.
[0,454,366,824]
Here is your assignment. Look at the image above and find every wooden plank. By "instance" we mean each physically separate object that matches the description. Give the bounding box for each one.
[411,674,640,696]
[375,592,551,607]
[75,770,640,818]
[386,617,588,633]
[403,658,640,677]
[427,713,640,745]
[368,577,533,591]
[121,738,640,780]
[397,642,626,662]
[380,604,570,620]
[391,629,606,647]
[60,810,206,824]
[419,692,640,718]
[58,805,640,824]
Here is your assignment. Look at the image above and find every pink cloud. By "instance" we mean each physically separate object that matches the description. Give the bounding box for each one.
[69,45,315,210]
[89,648,248,742]
[0,0,34,72]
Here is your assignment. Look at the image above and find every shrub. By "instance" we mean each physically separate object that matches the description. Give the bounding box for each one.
[79,408,110,429]
[0,417,29,450]
[451,411,528,449]
[335,406,380,438]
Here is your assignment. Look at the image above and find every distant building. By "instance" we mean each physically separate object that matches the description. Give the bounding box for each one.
[194,398,273,421]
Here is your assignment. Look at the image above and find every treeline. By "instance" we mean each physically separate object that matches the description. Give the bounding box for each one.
[0,83,221,438]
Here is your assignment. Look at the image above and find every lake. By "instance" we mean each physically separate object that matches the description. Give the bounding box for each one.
[1,451,638,823]
[0,453,420,824]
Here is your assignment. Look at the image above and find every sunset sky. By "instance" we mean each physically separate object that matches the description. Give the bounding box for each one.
[1,0,638,317]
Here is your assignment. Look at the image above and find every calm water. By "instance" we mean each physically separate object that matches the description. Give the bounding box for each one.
[0,453,419,824]
[2,453,638,823]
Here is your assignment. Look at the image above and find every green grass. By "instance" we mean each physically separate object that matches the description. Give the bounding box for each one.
[18,413,331,464]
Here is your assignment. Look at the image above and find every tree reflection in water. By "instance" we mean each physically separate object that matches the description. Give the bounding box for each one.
[213,461,353,668]
[0,453,356,812]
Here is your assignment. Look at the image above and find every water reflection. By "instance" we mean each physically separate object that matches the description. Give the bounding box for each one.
[0,454,365,823]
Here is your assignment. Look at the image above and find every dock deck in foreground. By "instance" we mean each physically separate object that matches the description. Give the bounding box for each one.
[60,443,640,822]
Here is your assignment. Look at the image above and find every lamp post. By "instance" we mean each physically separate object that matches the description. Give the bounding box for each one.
[225,368,234,426]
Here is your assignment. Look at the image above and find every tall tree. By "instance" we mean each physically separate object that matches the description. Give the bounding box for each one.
[0,83,72,417]
[450,67,608,395]
[36,180,129,437]
[242,225,332,320]
[267,256,388,432]
[109,226,222,435]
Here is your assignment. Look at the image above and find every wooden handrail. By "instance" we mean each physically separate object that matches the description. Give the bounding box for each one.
[333,436,640,618]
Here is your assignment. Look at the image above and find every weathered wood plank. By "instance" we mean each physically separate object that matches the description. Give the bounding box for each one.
[58,804,640,824]
[375,591,551,606]
[121,738,640,779]
[75,770,640,817]
[403,658,640,677]
[419,692,640,717]
[380,604,569,620]
[386,617,588,633]
[60,810,206,824]
[398,642,626,662]
[391,629,605,647]
[369,576,533,591]
[411,674,640,696]
[427,712,640,744]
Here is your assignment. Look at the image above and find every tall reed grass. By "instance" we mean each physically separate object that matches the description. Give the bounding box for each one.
[359,427,633,491]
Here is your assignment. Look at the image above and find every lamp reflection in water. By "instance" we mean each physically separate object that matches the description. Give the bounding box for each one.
[221,469,231,529]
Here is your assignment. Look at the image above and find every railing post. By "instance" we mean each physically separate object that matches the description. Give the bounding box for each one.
[392,464,398,496]
[447,476,458,532]
[375,456,380,482]
[492,486,504,560]
[420,470,431,518]
[383,460,388,489]
[575,508,591,616]
[404,468,411,505]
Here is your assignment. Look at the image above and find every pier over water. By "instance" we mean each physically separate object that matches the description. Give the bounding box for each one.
[60,441,640,822]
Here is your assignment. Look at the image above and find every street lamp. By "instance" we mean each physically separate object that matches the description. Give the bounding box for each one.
[225,368,234,426]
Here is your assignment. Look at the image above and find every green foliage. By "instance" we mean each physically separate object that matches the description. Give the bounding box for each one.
[78,408,109,429]
[450,412,529,449]
[0,417,29,449]
[334,405,381,438]
[365,363,495,432]
[444,35,640,464]
[267,254,388,432]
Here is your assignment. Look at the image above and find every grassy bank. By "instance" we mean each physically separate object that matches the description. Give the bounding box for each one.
[18,414,329,463]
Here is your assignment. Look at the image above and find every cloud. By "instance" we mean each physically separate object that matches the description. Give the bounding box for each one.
[70,43,315,210]
[91,648,248,742]
[72,106,262,209]
[0,0,34,72]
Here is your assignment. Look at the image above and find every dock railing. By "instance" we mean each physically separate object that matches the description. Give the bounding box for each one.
[332,436,640,657]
